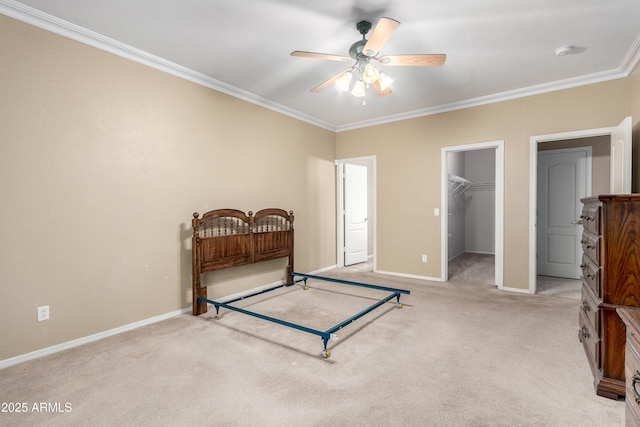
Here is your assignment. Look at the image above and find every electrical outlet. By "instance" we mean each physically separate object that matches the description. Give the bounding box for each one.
[421,255,428,263]
[37,305,49,322]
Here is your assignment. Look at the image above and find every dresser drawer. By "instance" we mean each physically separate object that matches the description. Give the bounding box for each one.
[579,309,600,371]
[626,338,640,424]
[580,283,599,333]
[580,254,601,296]
[581,196,640,401]
[580,230,601,265]
[581,205,601,235]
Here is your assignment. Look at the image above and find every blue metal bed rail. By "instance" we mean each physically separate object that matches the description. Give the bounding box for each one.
[198,272,410,358]
[292,272,411,296]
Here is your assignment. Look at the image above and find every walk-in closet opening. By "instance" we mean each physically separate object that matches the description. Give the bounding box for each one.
[442,141,504,289]
[447,148,495,284]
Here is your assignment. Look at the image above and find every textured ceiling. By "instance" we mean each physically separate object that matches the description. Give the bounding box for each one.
[2,0,640,131]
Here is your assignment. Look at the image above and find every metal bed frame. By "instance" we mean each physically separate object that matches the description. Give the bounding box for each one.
[199,272,410,358]
[191,208,410,358]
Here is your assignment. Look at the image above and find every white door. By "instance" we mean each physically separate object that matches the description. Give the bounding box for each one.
[610,116,632,194]
[537,148,590,279]
[344,164,368,265]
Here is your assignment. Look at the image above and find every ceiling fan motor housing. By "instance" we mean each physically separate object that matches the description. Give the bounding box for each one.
[356,20,372,36]
[349,39,368,59]
[350,20,373,59]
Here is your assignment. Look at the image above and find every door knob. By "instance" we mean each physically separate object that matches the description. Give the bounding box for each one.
[572,219,583,225]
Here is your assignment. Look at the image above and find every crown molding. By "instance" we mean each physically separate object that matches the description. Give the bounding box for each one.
[338,27,640,132]
[336,67,629,132]
[2,0,639,134]
[621,31,640,75]
[0,0,336,131]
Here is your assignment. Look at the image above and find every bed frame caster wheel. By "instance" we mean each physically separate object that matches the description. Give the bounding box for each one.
[322,349,331,359]
[397,303,403,309]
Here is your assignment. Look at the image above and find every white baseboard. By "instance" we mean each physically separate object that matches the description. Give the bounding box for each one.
[216,280,287,303]
[377,268,527,294]
[502,285,532,294]
[217,265,337,302]
[447,251,466,262]
[375,269,443,283]
[309,265,338,275]
[1,265,339,370]
[0,307,190,370]
[464,250,496,255]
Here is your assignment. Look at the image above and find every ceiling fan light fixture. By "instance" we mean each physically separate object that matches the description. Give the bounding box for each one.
[351,80,366,97]
[362,63,380,84]
[293,17,445,101]
[378,72,393,91]
[336,70,353,91]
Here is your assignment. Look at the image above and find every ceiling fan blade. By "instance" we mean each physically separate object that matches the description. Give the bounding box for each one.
[311,70,349,93]
[372,80,392,97]
[378,54,446,67]
[363,17,400,57]
[291,51,351,62]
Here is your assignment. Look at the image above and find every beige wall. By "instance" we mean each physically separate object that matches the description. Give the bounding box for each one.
[336,80,629,288]
[0,16,336,360]
[2,12,639,362]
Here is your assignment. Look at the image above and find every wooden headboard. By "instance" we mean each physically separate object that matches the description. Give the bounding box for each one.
[191,208,294,315]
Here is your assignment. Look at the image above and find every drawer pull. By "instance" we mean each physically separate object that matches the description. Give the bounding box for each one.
[632,371,640,404]
[586,244,594,249]
[581,301,590,312]
[578,326,589,342]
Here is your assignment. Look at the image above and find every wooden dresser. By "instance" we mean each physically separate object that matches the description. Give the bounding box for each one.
[578,195,640,399]
[618,307,640,425]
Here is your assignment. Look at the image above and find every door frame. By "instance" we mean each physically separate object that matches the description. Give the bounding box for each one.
[441,140,505,289]
[529,126,618,293]
[335,156,376,269]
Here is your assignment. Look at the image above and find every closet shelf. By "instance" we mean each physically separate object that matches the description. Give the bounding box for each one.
[467,181,495,191]
[448,173,471,195]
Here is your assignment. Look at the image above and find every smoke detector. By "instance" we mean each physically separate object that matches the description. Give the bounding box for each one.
[554,45,574,57]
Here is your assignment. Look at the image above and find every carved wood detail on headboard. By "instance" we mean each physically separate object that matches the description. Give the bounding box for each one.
[191,208,294,315]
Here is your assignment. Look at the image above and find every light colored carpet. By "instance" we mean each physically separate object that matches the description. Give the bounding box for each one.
[537,275,582,300]
[449,252,582,300]
[0,265,624,426]
[448,252,496,285]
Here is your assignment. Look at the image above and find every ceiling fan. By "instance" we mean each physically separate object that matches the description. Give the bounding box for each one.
[291,17,446,100]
